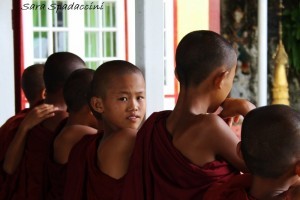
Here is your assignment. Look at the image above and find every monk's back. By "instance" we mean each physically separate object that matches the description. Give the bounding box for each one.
[170,113,224,167]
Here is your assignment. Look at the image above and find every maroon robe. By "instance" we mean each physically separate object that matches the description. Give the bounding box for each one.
[120,111,239,200]
[45,119,69,200]
[64,132,123,200]
[25,125,58,199]
[204,174,294,200]
[3,118,67,200]
[203,174,254,200]
[45,155,67,200]
[0,108,29,199]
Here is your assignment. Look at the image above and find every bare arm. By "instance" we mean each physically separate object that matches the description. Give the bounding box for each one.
[3,104,57,174]
[209,116,248,173]
[54,126,97,164]
[219,98,256,122]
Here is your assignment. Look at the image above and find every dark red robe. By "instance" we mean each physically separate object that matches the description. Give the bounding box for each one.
[203,174,254,200]
[120,111,239,200]
[45,119,69,200]
[0,108,29,199]
[62,134,96,200]
[45,155,67,200]
[63,132,123,200]
[25,125,58,199]
[2,117,67,200]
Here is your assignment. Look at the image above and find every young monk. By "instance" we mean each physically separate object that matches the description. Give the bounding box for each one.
[21,64,46,107]
[0,64,56,198]
[203,105,300,200]
[1,64,45,178]
[120,30,255,200]
[46,68,99,200]
[3,52,86,200]
[63,60,146,200]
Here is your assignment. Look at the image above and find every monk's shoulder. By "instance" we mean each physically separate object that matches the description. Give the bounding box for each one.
[190,113,225,134]
[56,125,97,146]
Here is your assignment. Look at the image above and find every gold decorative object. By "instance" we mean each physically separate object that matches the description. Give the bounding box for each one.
[272,0,289,105]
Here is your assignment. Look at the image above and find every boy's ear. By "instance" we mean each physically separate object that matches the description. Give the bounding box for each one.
[295,162,300,177]
[236,142,244,160]
[214,71,229,89]
[41,89,46,99]
[90,97,104,113]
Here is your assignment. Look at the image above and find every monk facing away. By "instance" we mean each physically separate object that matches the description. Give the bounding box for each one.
[0,64,55,198]
[1,64,46,169]
[3,52,86,200]
[204,105,300,200]
[63,60,146,200]
[120,30,255,200]
[46,68,99,200]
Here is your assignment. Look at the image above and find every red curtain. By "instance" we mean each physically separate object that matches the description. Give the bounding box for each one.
[12,0,24,113]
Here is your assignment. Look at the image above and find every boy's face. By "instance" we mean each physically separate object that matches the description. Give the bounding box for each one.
[98,73,146,131]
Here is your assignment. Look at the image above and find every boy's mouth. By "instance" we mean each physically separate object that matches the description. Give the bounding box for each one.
[127,115,140,122]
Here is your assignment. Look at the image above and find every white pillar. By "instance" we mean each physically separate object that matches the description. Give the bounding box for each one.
[257,0,268,106]
[135,0,164,117]
[0,1,15,125]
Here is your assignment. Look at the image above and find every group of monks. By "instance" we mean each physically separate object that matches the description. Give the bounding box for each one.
[1,30,300,200]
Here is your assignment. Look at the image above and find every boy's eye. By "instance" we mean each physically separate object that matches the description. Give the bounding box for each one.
[137,96,144,101]
[119,97,128,101]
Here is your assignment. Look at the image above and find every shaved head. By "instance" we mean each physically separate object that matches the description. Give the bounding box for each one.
[21,64,45,105]
[63,68,95,112]
[44,52,86,93]
[241,105,300,178]
[90,60,143,99]
[175,30,237,87]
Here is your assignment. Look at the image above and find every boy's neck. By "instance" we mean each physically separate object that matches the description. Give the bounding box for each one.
[45,93,67,110]
[67,109,97,129]
[250,175,298,199]
[166,86,212,135]
[174,86,211,115]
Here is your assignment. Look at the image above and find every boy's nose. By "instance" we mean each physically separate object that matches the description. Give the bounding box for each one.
[128,100,138,111]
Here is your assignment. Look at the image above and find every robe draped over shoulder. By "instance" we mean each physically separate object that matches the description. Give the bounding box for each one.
[2,118,67,200]
[0,109,29,199]
[45,154,67,200]
[120,111,239,200]
[63,134,98,200]
[64,132,123,200]
[45,119,69,200]
[203,174,254,200]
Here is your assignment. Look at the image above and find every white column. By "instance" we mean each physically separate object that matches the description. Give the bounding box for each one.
[257,0,268,106]
[127,0,136,63]
[135,0,164,117]
[0,1,15,125]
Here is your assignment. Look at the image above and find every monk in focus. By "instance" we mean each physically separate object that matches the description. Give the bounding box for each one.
[120,30,255,200]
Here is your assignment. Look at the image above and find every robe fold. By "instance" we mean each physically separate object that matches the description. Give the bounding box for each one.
[85,134,124,200]
[120,111,239,200]
[25,124,58,199]
[64,132,123,200]
[63,134,97,200]
[3,118,67,200]
[203,174,254,200]
[45,118,69,200]
[45,157,66,200]
[0,109,29,199]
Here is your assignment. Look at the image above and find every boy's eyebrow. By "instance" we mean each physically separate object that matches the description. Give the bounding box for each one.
[116,90,145,95]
